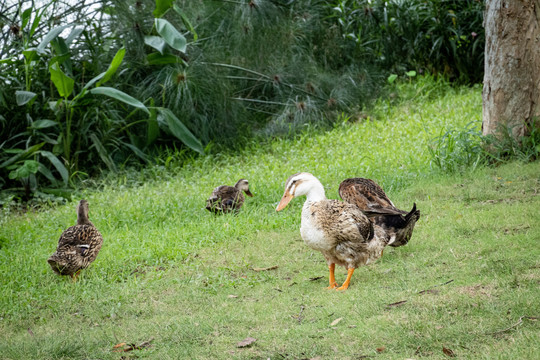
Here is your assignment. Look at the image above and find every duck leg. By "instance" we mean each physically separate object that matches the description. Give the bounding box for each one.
[327,263,338,289]
[336,268,355,291]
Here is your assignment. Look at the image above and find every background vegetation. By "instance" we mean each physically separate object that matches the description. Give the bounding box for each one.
[1,81,538,359]
[1,0,486,203]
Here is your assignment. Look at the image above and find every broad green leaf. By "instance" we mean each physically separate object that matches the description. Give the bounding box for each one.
[123,143,149,163]
[65,27,84,45]
[30,120,58,129]
[51,37,72,74]
[37,24,71,53]
[21,8,32,29]
[83,72,106,91]
[157,108,204,154]
[15,91,37,106]
[144,36,167,54]
[146,52,186,65]
[89,87,150,114]
[97,47,125,87]
[387,74,398,84]
[173,4,198,40]
[153,0,174,17]
[9,160,39,180]
[41,151,68,185]
[89,134,117,172]
[155,19,187,53]
[23,49,37,62]
[37,162,57,185]
[0,142,45,169]
[49,62,74,98]
[406,70,417,77]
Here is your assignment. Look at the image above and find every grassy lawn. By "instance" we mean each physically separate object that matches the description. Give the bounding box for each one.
[1,83,538,359]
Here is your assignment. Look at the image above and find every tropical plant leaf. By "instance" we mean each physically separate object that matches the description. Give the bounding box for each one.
[23,49,37,62]
[146,53,185,65]
[157,108,204,154]
[21,8,32,29]
[123,142,150,163]
[155,19,187,53]
[9,160,39,180]
[0,143,45,169]
[37,162,57,185]
[89,134,117,172]
[37,24,71,53]
[65,27,84,45]
[49,62,74,98]
[97,47,126,87]
[147,103,160,146]
[144,36,167,55]
[89,87,150,114]
[153,0,174,18]
[51,37,72,74]
[83,72,106,91]
[40,151,68,185]
[15,91,37,106]
[30,120,58,129]
[173,4,198,40]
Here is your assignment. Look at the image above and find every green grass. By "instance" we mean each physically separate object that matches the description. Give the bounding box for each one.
[1,83,539,359]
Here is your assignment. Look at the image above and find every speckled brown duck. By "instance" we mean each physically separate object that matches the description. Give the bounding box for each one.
[206,179,253,214]
[276,173,390,291]
[339,178,420,247]
[48,199,103,280]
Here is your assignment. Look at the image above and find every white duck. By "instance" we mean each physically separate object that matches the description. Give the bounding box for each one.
[276,172,390,290]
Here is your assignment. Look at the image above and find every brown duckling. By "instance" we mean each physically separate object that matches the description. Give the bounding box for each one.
[276,173,390,291]
[48,199,103,280]
[339,178,420,247]
[206,179,253,214]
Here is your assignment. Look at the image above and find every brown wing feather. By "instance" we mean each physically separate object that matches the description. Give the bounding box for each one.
[339,178,403,214]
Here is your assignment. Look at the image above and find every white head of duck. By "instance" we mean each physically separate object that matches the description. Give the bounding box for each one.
[276,172,326,211]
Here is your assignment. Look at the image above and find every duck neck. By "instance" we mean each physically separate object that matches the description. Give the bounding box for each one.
[305,182,326,203]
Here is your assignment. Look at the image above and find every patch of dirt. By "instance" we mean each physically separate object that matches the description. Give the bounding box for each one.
[457,284,496,297]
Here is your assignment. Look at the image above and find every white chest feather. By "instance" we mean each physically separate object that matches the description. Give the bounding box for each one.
[300,201,333,251]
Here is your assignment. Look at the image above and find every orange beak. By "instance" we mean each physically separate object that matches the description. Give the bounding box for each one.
[276,191,294,211]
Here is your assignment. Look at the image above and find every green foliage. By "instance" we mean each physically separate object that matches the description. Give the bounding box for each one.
[428,118,540,174]
[484,120,540,163]
[0,0,202,202]
[330,0,485,83]
[429,122,486,173]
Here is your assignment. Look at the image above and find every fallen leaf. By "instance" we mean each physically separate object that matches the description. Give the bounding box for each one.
[228,295,238,298]
[418,289,440,295]
[376,346,386,353]
[442,346,456,357]
[309,276,324,281]
[251,265,278,272]
[237,337,257,348]
[386,300,407,308]
[27,328,34,337]
[330,317,343,326]
[113,343,126,349]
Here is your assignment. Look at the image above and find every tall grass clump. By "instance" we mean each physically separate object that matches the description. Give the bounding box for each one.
[428,118,540,174]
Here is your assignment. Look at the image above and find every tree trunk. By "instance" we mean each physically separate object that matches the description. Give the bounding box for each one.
[482,0,540,138]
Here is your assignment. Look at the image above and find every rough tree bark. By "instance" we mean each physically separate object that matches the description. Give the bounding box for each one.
[483,0,540,138]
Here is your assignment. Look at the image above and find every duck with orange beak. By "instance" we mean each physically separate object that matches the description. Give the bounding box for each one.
[276,173,390,291]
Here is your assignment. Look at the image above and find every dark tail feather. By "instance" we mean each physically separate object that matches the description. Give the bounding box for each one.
[404,203,420,224]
